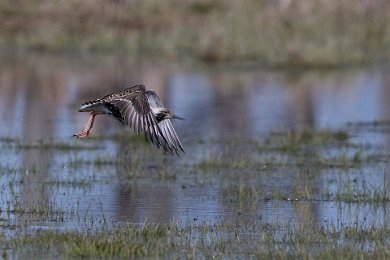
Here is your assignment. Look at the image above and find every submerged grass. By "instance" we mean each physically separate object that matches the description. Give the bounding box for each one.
[192,127,390,206]
[194,128,385,173]
[4,139,103,151]
[323,182,390,203]
[263,129,349,152]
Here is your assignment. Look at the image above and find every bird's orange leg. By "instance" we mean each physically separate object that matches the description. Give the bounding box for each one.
[73,112,100,138]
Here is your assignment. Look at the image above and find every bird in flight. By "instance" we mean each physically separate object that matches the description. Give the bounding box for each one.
[74,84,184,155]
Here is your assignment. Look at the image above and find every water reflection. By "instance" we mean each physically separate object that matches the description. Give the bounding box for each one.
[0,54,390,231]
[1,56,389,139]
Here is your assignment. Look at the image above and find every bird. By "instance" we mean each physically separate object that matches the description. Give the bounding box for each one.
[74,84,184,155]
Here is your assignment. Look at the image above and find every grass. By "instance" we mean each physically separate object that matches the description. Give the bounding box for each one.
[7,221,390,259]
[322,180,390,203]
[11,224,169,258]
[0,0,390,66]
[197,155,262,170]
[67,156,127,167]
[221,184,261,204]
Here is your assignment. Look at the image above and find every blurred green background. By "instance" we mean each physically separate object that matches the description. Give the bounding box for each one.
[1,0,390,67]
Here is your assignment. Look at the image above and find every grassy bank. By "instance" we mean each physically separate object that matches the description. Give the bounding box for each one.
[1,0,390,66]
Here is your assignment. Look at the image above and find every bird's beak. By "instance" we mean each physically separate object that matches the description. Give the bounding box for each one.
[172,114,185,120]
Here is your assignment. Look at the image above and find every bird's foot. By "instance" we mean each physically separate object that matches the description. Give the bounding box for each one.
[73,130,89,138]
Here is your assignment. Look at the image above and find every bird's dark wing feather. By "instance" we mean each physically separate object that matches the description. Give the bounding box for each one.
[146,90,184,154]
[104,85,167,149]
[153,119,184,154]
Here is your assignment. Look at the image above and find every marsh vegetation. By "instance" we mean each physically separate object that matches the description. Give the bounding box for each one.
[1,52,390,257]
[2,121,390,258]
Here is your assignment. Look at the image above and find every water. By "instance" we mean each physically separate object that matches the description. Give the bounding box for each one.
[1,54,390,235]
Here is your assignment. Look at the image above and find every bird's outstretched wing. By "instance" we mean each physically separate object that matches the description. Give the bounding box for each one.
[103,85,168,151]
[146,90,184,154]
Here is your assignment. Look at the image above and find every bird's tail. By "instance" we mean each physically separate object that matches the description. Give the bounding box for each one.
[78,99,103,112]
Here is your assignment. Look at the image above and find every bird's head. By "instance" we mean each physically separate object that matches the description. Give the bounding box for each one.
[154,108,185,121]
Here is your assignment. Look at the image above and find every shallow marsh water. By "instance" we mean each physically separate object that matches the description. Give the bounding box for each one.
[1,54,390,257]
